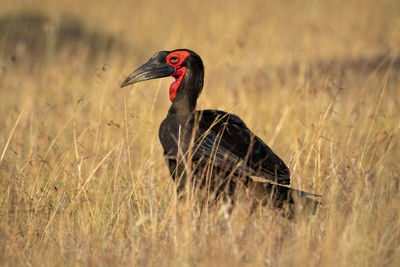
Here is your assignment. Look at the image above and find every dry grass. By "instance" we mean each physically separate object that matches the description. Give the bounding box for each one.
[1,0,400,266]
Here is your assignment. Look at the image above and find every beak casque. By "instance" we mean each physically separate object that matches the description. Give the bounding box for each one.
[120,58,175,88]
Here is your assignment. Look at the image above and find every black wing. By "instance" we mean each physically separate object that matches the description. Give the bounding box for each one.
[159,110,290,185]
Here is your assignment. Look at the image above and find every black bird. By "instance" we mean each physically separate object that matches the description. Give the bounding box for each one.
[121,49,320,211]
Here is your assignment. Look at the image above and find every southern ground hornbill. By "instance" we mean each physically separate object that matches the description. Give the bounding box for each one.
[121,49,320,213]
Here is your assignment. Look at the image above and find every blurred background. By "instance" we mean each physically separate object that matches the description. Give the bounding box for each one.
[1,0,399,266]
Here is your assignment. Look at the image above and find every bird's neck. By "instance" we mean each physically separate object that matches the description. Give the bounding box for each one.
[168,68,203,116]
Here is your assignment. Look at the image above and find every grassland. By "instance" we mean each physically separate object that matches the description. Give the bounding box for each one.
[0,0,399,266]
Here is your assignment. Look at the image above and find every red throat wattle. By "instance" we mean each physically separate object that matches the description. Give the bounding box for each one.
[169,67,186,102]
[166,50,191,102]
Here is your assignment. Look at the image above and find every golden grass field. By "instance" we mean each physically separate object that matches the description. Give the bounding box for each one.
[1,0,400,266]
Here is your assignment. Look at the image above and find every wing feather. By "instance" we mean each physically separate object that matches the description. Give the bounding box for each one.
[190,110,290,184]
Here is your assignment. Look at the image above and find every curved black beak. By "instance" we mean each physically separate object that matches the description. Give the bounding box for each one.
[120,58,175,88]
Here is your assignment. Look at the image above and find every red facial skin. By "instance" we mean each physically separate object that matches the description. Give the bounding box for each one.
[166,51,191,102]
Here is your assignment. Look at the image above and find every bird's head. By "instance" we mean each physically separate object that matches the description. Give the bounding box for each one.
[121,49,204,102]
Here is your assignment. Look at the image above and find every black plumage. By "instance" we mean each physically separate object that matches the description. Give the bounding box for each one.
[121,49,319,210]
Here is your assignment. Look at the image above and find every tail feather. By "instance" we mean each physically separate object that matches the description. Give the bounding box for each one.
[246,177,321,217]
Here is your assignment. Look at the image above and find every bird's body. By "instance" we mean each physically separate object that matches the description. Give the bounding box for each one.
[159,109,290,198]
[121,49,320,210]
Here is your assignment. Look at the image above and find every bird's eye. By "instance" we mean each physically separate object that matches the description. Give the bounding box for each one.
[170,56,179,64]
